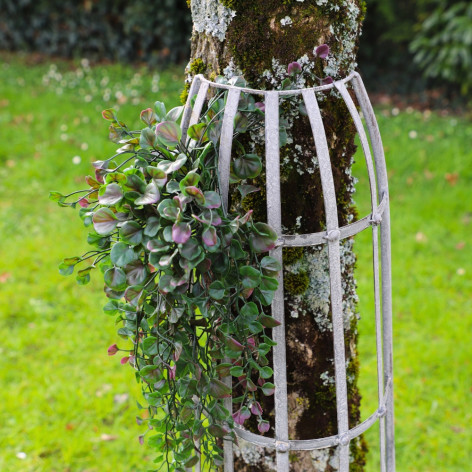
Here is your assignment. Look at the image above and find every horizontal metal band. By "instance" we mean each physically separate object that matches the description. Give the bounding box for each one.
[234,377,392,452]
[278,194,388,248]
[196,71,356,97]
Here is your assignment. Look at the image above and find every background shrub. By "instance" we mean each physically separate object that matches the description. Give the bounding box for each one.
[0,0,192,65]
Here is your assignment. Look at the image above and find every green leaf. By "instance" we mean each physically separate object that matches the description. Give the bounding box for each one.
[142,336,158,356]
[119,221,143,246]
[103,300,121,315]
[239,266,261,289]
[166,106,184,122]
[144,216,160,237]
[92,208,118,235]
[209,281,225,300]
[187,123,207,141]
[104,267,127,290]
[259,276,279,305]
[154,101,167,121]
[157,154,187,173]
[98,182,123,205]
[49,191,65,203]
[238,184,260,199]
[248,321,264,334]
[260,256,282,276]
[76,266,92,285]
[233,154,262,179]
[229,366,244,377]
[58,262,74,276]
[147,167,167,187]
[240,302,259,320]
[230,239,247,260]
[110,242,137,267]
[261,382,275,396]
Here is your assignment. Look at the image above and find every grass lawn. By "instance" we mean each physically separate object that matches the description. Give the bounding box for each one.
[0,53,470,472]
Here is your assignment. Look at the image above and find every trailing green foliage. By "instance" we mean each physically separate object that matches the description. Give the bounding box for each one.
[52,76,285,471]
[0,0,191,65]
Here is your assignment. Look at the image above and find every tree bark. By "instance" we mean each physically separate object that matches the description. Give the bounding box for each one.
[186,1,367,470]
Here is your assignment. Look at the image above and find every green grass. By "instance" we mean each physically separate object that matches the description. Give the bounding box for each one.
[0,53,471,471]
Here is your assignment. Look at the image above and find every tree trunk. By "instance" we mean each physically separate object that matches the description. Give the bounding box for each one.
[186,1,367,470]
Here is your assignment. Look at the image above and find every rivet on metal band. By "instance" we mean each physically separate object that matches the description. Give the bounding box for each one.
[275,441,290,453]
[338,434,350,447]
[370,212,383,225]
[323,229,341,242]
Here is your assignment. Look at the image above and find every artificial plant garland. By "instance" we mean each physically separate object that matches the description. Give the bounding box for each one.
[52,76,284,471]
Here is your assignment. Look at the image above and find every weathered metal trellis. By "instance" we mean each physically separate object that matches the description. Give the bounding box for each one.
[181,72,395,472]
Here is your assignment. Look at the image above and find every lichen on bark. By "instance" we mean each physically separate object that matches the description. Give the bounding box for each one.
[186,1,368,470]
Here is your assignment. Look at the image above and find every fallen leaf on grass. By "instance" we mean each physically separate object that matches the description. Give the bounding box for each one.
[445,172,459,186]
[455,241,465,250]
[0,272,12,283]
[415,232,427,243]
[100,434,118,441]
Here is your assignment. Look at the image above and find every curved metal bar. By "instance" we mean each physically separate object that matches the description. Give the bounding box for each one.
[265,91,290,471]
[218,88,241,211]
[181,76,202,143]
[334,81,378,212]
[352,72,395,472]
[201,71,357,97]
[281,195,388,247]
[233,379,393,452]
[188,80,209,130]
[302,88,350,471]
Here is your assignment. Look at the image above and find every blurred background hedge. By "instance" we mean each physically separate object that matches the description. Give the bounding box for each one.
[0,0,192,66]
[0,0,470,97]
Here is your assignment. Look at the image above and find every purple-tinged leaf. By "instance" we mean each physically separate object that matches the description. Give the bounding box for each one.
[85,175,100,189]
[321,76,334,85]
[247,378,258,392]
[225,337,244,352]
[157,199,180,221]
[250,401,263,416]
[147,239,168,253]
[232,407,251,426]
[157,154,187,173]
[119,221,143,246]
[158,249,178,268]
[120,356,130,365]
[158,275,174,294]
[202,226,217,247]
[249,222,278,253]
[104,267,127,290]
[260,315,281,328]
[184,186,205,205]
[209,379,232,399]
[288,61,302,75]
[102,108,117,121]
[146,167,167,187]
[202,191,221,209]
[255,102,265,113]
[125,260,148,286]
[315,43,330,59]
[138,435,145,445]
[165,106,184,122]
[135,181,160,205]
[107,344,119,356]
[124,285,145,306]
[172,222,191,244]
[140,127,157,148]
[155,121,181,148]
[140,108,157,126]
[239,266,261,289]
[98,183,123,206]
[173,342,183,362]
[92,208,118,235]
[258,420,270,434]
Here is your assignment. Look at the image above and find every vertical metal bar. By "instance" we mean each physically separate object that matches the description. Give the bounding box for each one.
[302,89,350,471]
[335,80,387,471]
[352,73,395,472]
[218,88,241,212]
[265,91,290,471]
[223,365,234,472]
[181,75,203,143]
[188,81,210,130]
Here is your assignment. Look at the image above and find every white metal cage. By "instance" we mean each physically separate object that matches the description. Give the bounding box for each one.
[181,72,395,472]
